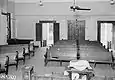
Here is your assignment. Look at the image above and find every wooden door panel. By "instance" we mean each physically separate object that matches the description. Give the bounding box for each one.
[36,23,42,41]
[68,20,85,40]
[77,21,85,40]
[54,23,59,43]
[68,20,76,40]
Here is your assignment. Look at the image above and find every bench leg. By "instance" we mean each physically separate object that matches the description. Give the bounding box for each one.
[23,58,25,65]
[44,59,48,66]
[32,51,35,56]
[111,63,115,69]
[29,53,31,59]
[16,63,18,70]
[94,62,96,68]
[5,65,9,75]
[60,61,62,66]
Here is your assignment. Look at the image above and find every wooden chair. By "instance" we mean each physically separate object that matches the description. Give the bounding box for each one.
[29,43,35,56]
[6,53,18,70]
[30,41,39,49]
[23,47,31,59]
[0,56,9,75]
[16,50,25,65]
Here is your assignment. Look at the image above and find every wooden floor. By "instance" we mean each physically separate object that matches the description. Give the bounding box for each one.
[0,47,115,80]
[0,41,115,80]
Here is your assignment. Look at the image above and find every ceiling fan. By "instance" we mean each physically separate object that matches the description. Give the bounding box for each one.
[70,0,91,12]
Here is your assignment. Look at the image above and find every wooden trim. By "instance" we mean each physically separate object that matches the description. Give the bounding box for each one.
[97,21,115,42]
[98,21,115,23]
[97,21,101,42]
[39,20,56,23]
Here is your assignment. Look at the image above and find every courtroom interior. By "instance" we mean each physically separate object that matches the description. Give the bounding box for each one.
[0,0,115,80]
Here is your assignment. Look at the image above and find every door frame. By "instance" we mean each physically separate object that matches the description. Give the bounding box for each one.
[36,20,59,45]
[39,20,56,23]
[97,21,115,43]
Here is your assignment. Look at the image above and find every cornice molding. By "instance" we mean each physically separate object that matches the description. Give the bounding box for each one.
[14,0,110,3]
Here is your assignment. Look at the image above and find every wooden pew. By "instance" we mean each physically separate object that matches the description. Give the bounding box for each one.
[89,59,114,69]
[5,53,18,70]
[30,41,39,48]
[80,51,115,69]
[23,43,36,59]
[23,46,31,59]
[0,53,18,74]
[28,43,35,56]
[44,48,72,66]
[44,40,78,66]
[16,50,25,65]
[79,40,115,68]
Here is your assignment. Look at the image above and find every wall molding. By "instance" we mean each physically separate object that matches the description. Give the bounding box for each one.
[15,14,115,16]
[14,0,109,3]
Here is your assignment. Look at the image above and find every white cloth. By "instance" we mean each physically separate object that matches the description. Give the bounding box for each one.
[69,60,92,71]
[72,73,79,80]
[65,60,92,80]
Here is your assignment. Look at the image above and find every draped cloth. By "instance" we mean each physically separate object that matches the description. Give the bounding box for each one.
[64,60,93,80]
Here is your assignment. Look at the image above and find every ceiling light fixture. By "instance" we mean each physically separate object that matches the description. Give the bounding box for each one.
[70,0,91,12]
[39,0,43,6]
[110,0,115,5]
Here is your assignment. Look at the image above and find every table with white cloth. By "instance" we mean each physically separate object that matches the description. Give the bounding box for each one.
[66,69,94,80]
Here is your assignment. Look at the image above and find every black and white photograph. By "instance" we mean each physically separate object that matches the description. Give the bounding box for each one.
[0,0,115,80]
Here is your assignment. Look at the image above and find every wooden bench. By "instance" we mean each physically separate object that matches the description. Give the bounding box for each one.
[30,41,39,48]
[16,49,25,65]
[23,43,36,59]
[88,52,115,69]
[5,53,18,70]
[23,46,31,59]
[28,43,35,56]
[44,57,70,66]
[89,60,114,69]
[44,48,71,66]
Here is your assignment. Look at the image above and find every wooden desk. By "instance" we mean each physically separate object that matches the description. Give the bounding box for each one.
[66,69,94,80]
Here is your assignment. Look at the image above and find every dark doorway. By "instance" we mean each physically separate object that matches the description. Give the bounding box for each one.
[36,23,42,41]
[97,21,115,50]
[54,23,60,43]
[97,21,115,42]
[36,21,60,46]
[97,21,101,42]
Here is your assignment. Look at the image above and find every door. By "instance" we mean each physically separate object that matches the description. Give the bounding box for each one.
[54,23,59,43]
[68,20,85,40]
[98,21,114,50]
[100,23,112,49]
[77,21,85,41]
[97,21,101,42]
[46,23,54,46]
[36,23,42,41]
[68,20,76,40]
[112,23,115,50]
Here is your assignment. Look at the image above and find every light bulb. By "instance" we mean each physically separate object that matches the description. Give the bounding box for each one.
[39,0,43,6]
[110,0,115,5]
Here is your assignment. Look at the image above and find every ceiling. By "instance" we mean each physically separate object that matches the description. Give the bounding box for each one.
[12,0,111,3]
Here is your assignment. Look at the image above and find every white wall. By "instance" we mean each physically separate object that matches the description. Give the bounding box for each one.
[8,0,15,38]
[0,0,8,45]
[14,1,115,41]
[15,15,69,40]
[0,0,16,45]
